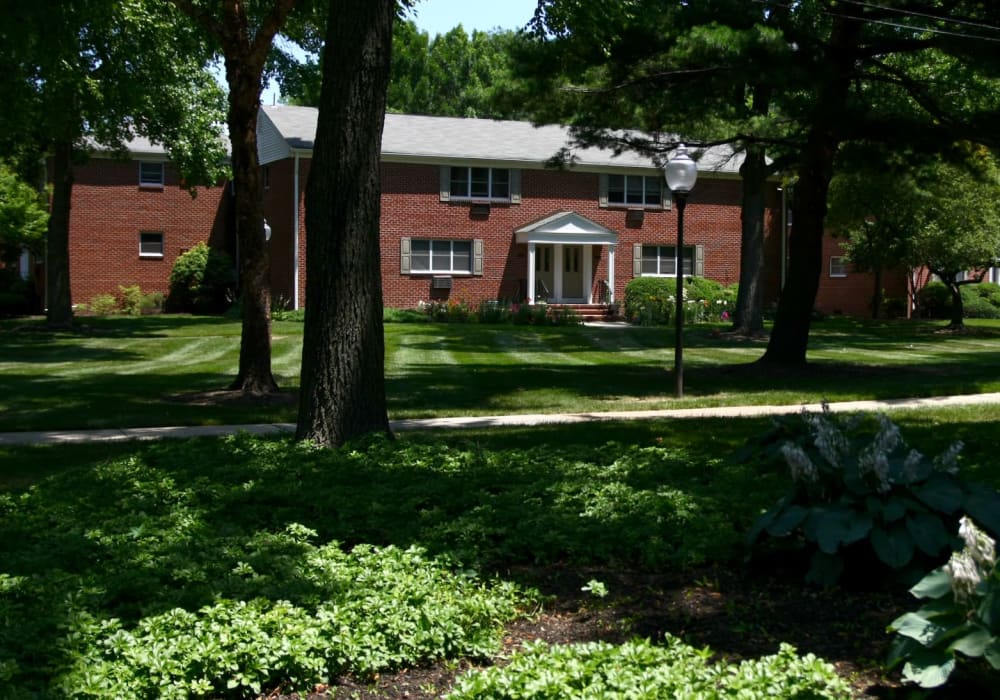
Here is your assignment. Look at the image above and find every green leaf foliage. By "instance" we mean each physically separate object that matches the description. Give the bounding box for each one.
[889,516,1000,689]
[447,638,850,700]
[747,410,1000,586]
[167,242,236,314]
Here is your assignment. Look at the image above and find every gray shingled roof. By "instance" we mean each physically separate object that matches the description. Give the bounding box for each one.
[259,105,744,175]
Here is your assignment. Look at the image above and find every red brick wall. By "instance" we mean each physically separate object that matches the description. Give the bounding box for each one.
[66,158,231,306]
[71,156,788,314]
[374,163,774,309]
[813,236,910,317]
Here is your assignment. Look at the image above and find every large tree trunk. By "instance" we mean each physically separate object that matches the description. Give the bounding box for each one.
[760,12,862,365]
[731,141,767,335]
[296,0,394,447]
[46,139,74,328]
[226,54,278,394]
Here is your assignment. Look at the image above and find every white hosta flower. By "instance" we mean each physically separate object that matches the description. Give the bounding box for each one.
[901,449,924,482]
[946,549,982,605]
[859,449,893,493]
[806,414,849,468]
[946,517,996,605]
[959,516,996,570]
[873,415,903,455]
[782,443,819,484]
[934,441,964,475]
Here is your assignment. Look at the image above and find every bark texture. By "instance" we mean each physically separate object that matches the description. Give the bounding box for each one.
[731,142,767,335]
[46,139,74,328]
[296,0,394,447]
[760,11,863,365]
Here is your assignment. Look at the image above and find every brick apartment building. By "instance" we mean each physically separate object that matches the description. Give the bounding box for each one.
[57,105,901,317]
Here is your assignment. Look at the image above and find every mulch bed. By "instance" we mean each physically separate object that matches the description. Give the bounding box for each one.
[261,564,1000,700]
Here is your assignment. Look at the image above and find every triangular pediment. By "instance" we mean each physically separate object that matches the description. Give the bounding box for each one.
[515,211,618,245]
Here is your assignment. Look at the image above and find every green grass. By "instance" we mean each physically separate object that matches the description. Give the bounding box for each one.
[5,314,1000,432]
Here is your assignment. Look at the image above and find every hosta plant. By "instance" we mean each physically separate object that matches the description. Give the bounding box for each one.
[888,516,1000,688]
[748,409,1000,586]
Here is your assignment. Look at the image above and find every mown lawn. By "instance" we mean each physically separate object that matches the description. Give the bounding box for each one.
[4,314,1000,697]
[4,314,1000,431]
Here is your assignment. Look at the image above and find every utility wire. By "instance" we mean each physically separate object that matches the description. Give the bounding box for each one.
[753,0,1000,42]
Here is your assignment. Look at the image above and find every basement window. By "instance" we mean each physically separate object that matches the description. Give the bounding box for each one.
[139,231,164,258]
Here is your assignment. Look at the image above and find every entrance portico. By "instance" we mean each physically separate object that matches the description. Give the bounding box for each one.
[515,211,619,304]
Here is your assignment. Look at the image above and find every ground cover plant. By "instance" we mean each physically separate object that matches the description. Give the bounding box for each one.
[3,411,1000,697]
[6,315,1000,431]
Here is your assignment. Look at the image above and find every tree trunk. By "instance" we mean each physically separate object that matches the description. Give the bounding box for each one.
[46,139,74,328]
[760,12,862,365]
[947,280,965,329]
[296,0,394,447]
[871,266,883,319]
[226,56,278,394]
[732,141,767,335]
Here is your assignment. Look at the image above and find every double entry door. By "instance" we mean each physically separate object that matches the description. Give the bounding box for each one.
[535,244,584,302]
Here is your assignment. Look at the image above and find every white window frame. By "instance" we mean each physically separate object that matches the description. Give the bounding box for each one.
[449,167,510,202]
[410,239,473,274]
[139,161,165,188]
[608,174,663,208]
[641,245,693,277]
[829,256,848,278]
[139,231,164,258]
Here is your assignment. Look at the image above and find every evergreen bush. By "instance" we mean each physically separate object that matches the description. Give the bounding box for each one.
[167,242,236,314]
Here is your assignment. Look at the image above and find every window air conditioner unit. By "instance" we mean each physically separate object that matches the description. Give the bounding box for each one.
[432,276,453,289]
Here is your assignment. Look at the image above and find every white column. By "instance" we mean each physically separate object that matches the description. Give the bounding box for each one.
[608,244,616,303]
[583,245,593,304]
[527,243,536,305]
[553,243,564,303]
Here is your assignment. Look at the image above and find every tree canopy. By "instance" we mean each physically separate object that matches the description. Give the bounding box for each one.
[0,164,48,267]
[518,0,1000,363]
[0,0,228,327]
[277,18,521,119]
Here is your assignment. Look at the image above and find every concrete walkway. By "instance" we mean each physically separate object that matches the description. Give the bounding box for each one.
[3,392,1000,446]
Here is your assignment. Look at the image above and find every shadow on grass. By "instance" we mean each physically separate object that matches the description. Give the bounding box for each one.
[0,371,300,432]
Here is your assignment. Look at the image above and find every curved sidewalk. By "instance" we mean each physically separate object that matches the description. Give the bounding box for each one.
[3,392,1000,446]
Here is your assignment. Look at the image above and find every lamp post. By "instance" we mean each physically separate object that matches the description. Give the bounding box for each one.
[664,144,698,398]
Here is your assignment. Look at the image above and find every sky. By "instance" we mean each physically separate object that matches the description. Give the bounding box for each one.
[405,0,539,37]
[259,0,539,104]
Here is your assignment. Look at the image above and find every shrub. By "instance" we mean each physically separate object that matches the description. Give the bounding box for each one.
[167,242,236,314]
[476,299,511,324]
[140,291,164,314]
[383,307,425,323]
[625,277,735,326]
[447,637,850,699]
[747,409,1000,587]
[117,285,143,316]
[624,277,673,325]
[917,281,951,319]
[88,294,119,316]
[962,282,1000,319]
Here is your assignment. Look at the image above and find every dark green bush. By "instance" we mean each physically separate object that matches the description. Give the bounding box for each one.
[624,277,674,325]
[747,410,1000,587]
[962,282,1000,319]
[917,281,951,318]
[167,242,236,314]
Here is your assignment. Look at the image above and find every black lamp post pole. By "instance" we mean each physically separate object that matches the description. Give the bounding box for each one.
[674,193,687,399]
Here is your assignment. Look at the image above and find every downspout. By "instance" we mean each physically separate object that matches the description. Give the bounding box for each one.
[293,152,300,310]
